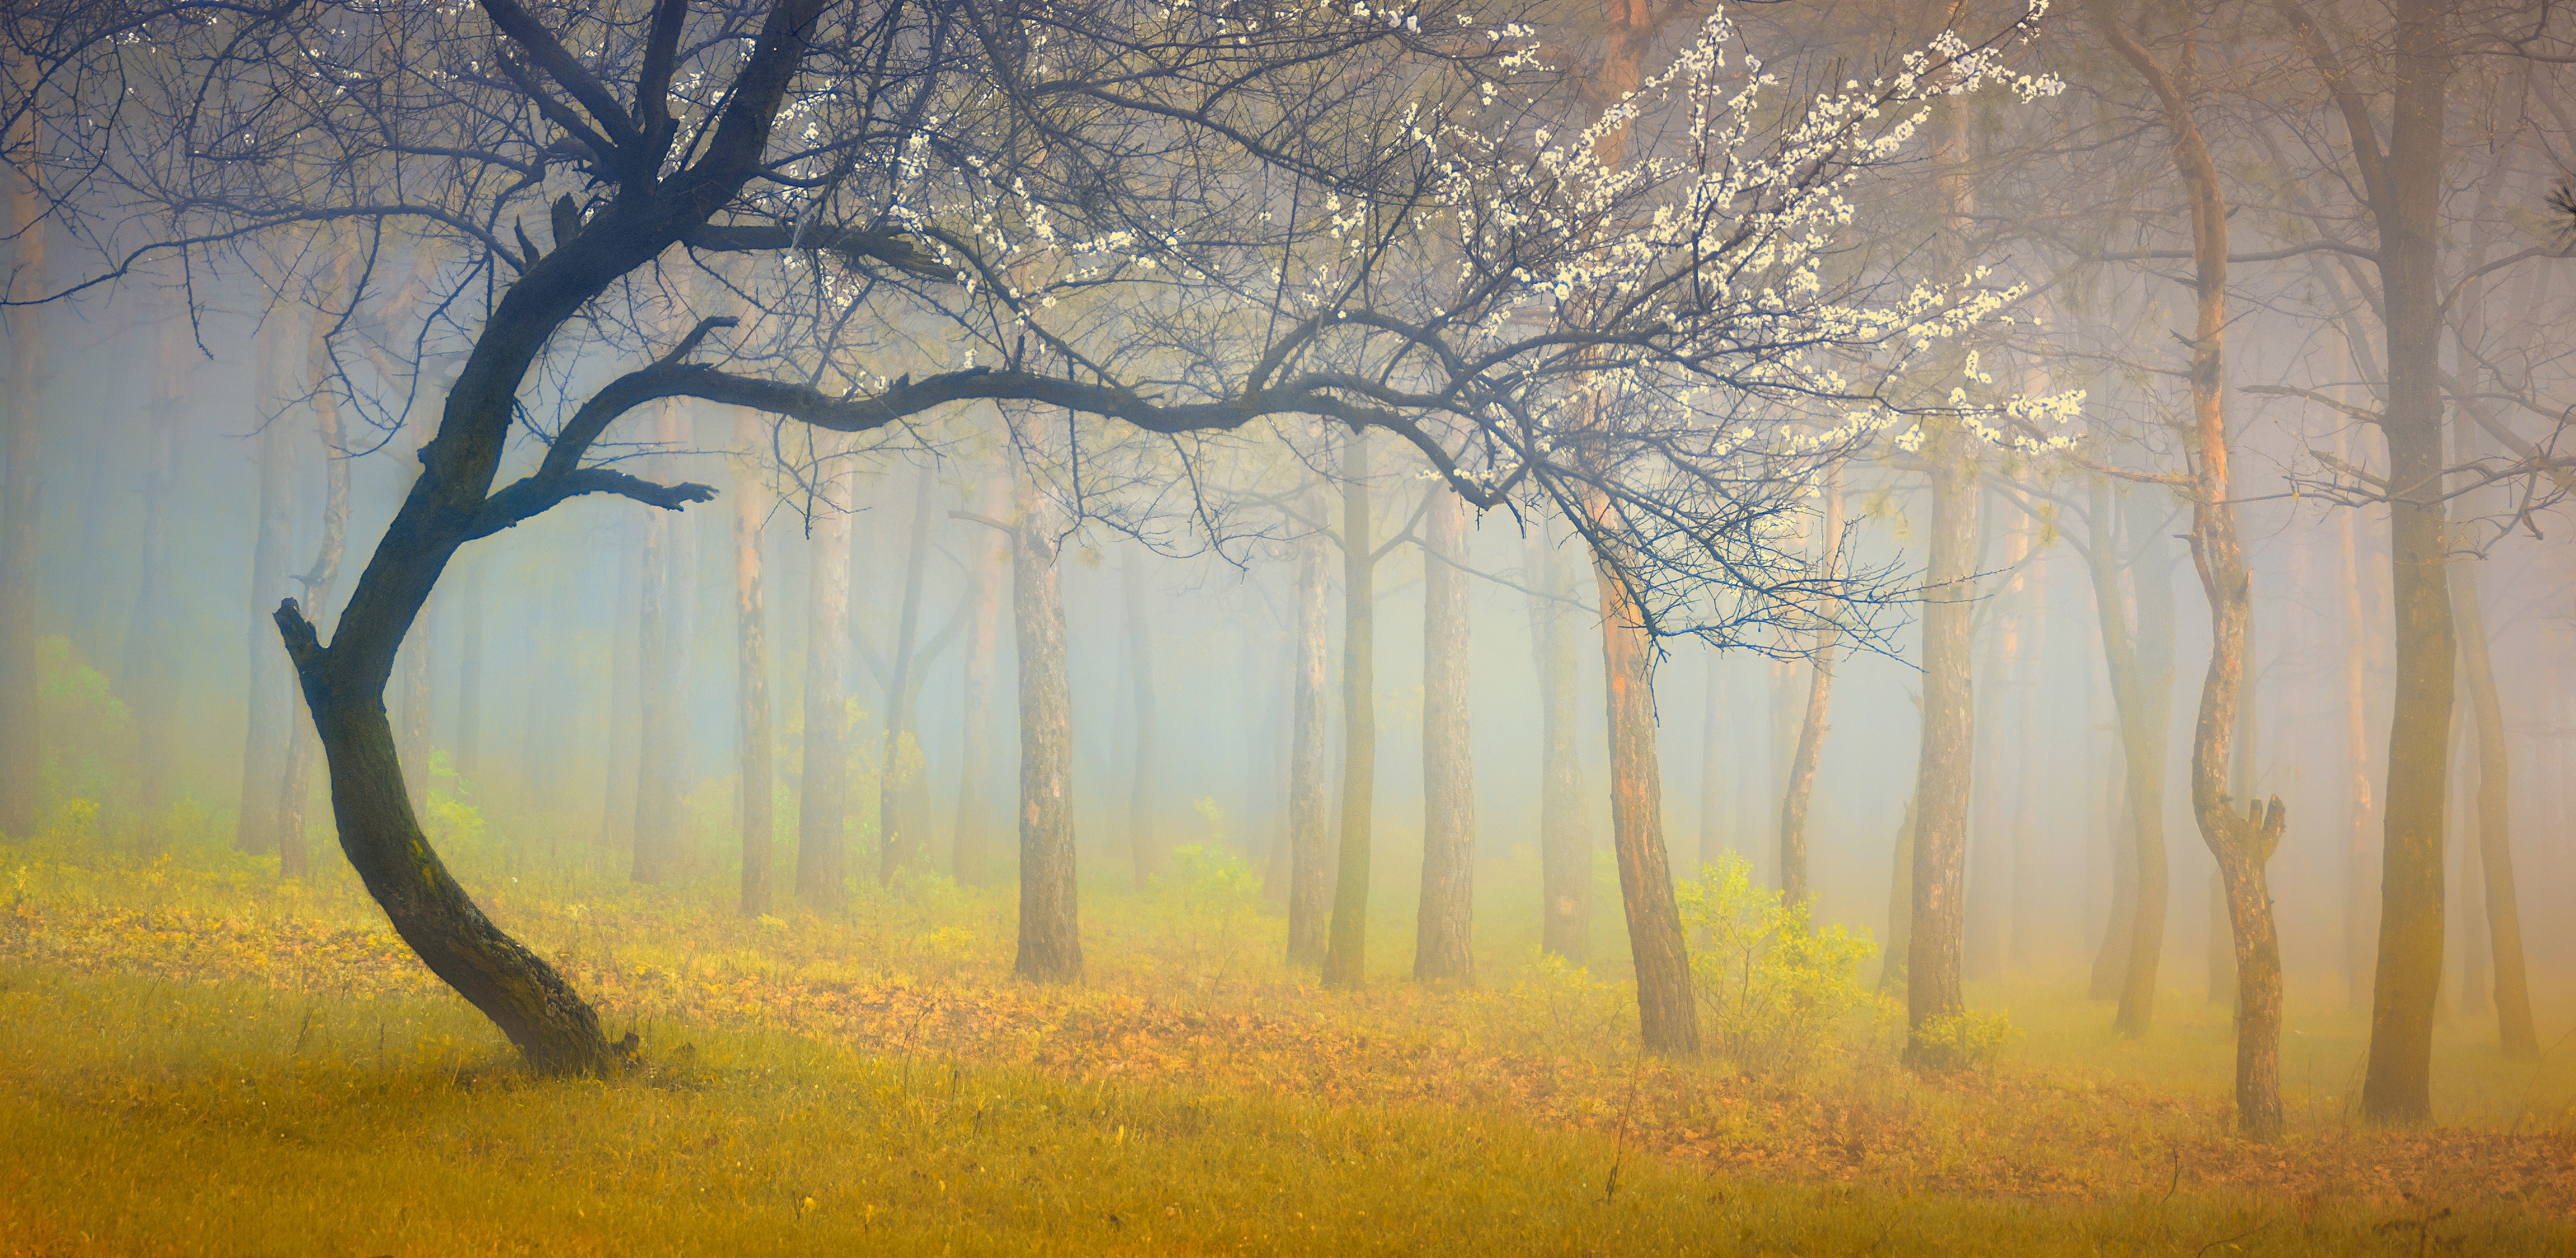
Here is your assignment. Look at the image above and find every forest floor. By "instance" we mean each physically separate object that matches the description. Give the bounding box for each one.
[2,848,2572,1254]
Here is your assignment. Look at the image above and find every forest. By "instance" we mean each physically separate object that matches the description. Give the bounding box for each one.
[1,0,2573,1251]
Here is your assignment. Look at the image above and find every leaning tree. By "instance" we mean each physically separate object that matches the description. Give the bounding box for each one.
[7,0,2065,1072]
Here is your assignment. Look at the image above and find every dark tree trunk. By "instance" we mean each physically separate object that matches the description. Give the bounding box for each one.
[1322,436,1377,989]
[2451,529,2537,1056]
[1903,416,1978,1064]
[1526,518,1591,962]
[1122,542,1161,887]
[0,111,43,839]
[236,323,294,855]
[797,477,852,910]
[1011,463,1081,983]
[1584,485,1698,1057]
[1414,489,1475,982]
[1285,518,1332,966]
[878,471,935,883]
[280,283,352,881]
[1777,468,1843,906]
[952,470,1007,887]
[733,410,775,916]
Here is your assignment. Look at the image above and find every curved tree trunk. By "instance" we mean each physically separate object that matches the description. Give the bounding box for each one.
[1011,462,1081,983]
[733,411,775,916]
[1285,517,1332,966]
[1414,489,1475,982]
[1322,435,1376,989]
[1526,518,1591,961]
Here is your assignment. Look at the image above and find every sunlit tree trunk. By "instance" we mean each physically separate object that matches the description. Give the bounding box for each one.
[280,260,352,880]
[1414,489,1475,982]
[1011,458,1080,982]
[0,73,43,839]
[1527,517,1591,962]
[236,321,293,855]
[952,469,1007,887]
[733,410,775,916]
[1778,467,1843,906]
[1322,435,1377,989]
[2452,523,2537,1056]
[1122,542,1161,887]
[1285,514,1332,966]
[878,471,935,883]
[797,460,852,911]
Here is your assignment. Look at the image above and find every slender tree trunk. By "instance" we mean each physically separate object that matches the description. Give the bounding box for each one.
[1011,461,1081,982]
[124,296,188,829]
[878,471,935,883]
[2356,0,2454,1124]
[0,84,43,839]
[1904,417,1978,1063]
[1122,542,1161,887]
[1584,479,1698,1055]
[2335,423,2378,1012]
[797,476,852,910]
[630,411,680,884]
[1286,517,1332,966]
[280,273,352,881]
[2009,545,2048,967]
[1322,436,1377,989]
[1778,468,1844,906]
[597,519,641,855]
[1415,489,1475,982]
[455,553,486,786]
[1527,517,1592,961]
[1880,798,1916,996]
[1700,651,1726,870]
[734,411,775,916]
[2090,770,2136,999]
[2452,535,2537,1056]
[236,323,293,855]
[2105,487,2179,1037]
[952,470,1006,887]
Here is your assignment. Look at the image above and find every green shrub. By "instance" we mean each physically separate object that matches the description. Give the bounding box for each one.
[1907,1006,2021,1073]
[1675,854,1885,1075]
[1148,843,1260,977]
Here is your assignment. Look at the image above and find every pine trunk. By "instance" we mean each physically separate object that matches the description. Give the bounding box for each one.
[1904,418,1978,1062]
[1011,464,1081,982]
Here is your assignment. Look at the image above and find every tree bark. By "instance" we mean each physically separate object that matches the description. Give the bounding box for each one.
[1585,482,1698,1056]
[236,321,294,855]
[1011,461,1081,982]
[280,275,352,881]
[734,410,775,916]
[2451,526,2538,1056]
[1322,435,1377,989]
[1285,514,1332,966]
[1121,542,1161,887]
[1778,466,1843,906]
[1904,416,1978,1063]
[0,75,43,839]
[878,470,936,883]
[1527,517,1591,962]
[797,473,852,910]
[1414,489,1475,982]
[952,469,1007,887]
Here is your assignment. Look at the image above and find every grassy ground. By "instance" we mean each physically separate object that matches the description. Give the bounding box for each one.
[2,840,2572,1254]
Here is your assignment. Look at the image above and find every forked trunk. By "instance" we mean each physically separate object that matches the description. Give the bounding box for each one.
[1414,490,1475,982]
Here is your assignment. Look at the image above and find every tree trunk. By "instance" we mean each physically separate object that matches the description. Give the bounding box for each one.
[2009,543,2047,967]
[1322,436,1377,989]
[2356,0,2453,1125]
[2334,421,2378,1012]
[124,295,188,829]
[1778,466,1843,906]
[1122,542,1161,887]
[1699,651,1726,871]
[952,469,1007,887]
[236,321,294,855]
[2097,485,2179,1038]
[1527,517,1591,961]
[878,471,936,883]
[0,86,43,839]
[280,276,352,881]
[1880,798,1915,997]
[596,519,642,855]
[1414,489,1475,983]
[797,476,852,911]
[1011,462,1081,982]
[2451,529,2538,1056]
[1285,516,1332,966]
[734,410,775,916]
[630,420,679,884]
[1584,482,1698,1056]
[1904,416,1978,1063]
[455,552,486,786]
